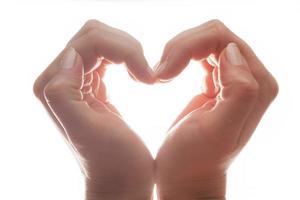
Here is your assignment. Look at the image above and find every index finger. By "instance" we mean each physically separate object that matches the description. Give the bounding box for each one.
[33,20,155,136]
[69,20,154,82]
[34,20,154,100]
[158,20,278,148]
[156,20,275,96]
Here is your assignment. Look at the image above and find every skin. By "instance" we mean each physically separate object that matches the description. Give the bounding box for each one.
[155,20,278,200]
[33,20,155,200]
[34,19,278,200]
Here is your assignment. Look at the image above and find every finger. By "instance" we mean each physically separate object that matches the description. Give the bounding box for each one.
[208,43,259,138]
[91,71,103,101]
[82,73,93,95]
[43,48,84,114]
[127,70,138,82]
[68,20,155,83]
[170,62,217,128]
[201,60,219,98]
[156,20,276,98]
[201,59,214,73]
[207,54,218,67]
[97,59,111,78]
[33,49,68,135]
[169,94,212,129]
[33,20,154,134]
[84,72,93,86]
[157,20,278,146]
[68,20,143,52]
[34,20,154,104]
[91,70,122,116]
[43,48,106,142]
[67,20,108,45]
[170,60,219,129]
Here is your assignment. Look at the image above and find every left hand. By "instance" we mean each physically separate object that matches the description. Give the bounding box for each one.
[33,20,155,200]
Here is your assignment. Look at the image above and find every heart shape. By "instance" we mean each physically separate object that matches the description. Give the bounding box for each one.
[34,19,278,199]
[103,60,204,153]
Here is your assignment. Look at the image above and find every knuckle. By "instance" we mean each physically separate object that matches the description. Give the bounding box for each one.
[33,76,44,99]
[175,40,191,56]
[134,40,143,52]
[208,19,225,28]
[208,19,228,36]
[265,75,279,100]
[83,19,104,31]
[43,79,66,101]
[84,73,93,86]
[82,85,92,95]
[125,46,139,60]
[82,28,102,46]
[128,39,143,53]
[232,78,259,99]
[164,40,174,52]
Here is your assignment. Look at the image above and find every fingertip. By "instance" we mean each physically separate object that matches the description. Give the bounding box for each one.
[154,61,174,82]
[152,62,165,83]
[145,67,157,85]
[155,49,191,82]
[135,65,157,85]
[225,42,244,66]
[154,61,167,76]
[141,77,156,85]
[125,53,157,84]
[127,73,155,85]
[218,42,250,73]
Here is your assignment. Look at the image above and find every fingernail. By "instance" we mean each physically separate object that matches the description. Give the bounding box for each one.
[61,48,77,69]
[146,66,155,77]
[226,43,243,65]
[155,61,167,76]
[153,62,160,71]
[144,67,156,84]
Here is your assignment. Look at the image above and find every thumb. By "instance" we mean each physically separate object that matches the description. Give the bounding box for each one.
[43,48,91,137]
[44,48,84,103]
[218,43,258,106]
[211,43,259,133]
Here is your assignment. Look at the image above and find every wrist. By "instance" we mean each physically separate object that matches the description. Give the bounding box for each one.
[86,191,153,200]
[156,174,226,200]
[85,179,153,200]
[85,191,153,200]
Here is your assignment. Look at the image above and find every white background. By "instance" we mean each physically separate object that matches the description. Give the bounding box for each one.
[0,1,299,199]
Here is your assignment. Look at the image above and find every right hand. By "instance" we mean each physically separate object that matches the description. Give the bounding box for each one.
[33,20,155,200]
[155,20,278,200]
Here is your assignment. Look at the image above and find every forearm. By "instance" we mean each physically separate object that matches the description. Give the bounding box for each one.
[156,175,226,200]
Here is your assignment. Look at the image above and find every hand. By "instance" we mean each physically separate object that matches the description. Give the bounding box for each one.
[155,20,278,200]
[33,20,155,200]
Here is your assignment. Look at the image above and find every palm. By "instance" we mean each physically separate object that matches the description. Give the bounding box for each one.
[60,68,154,194]
[156,60,249,185]
[71,110,153,192]
[156,100,239,183]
